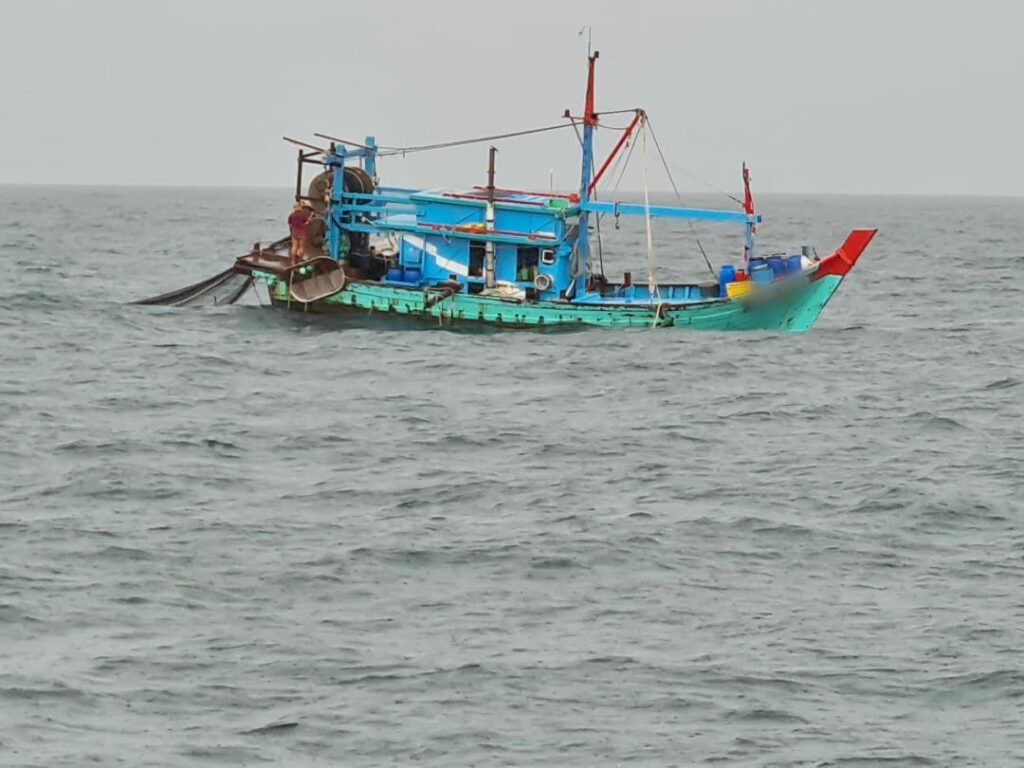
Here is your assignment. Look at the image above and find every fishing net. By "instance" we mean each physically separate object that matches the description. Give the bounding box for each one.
[133,268,252,308]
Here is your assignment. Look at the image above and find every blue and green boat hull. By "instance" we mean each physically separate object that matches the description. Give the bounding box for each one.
[264,230,875,332]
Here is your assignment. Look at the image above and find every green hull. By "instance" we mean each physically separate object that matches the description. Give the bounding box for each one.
[267,272,846,332]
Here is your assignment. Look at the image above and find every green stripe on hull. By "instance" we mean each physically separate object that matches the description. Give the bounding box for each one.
[268,274,845,332]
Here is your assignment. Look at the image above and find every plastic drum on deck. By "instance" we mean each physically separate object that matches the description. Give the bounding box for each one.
[718,264,736,296]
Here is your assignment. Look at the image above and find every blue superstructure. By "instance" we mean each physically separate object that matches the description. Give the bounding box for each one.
[303,50,765,306]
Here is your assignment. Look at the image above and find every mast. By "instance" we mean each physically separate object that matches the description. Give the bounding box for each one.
[484,145,497,289]
[575,50,599,298]
[327,144,347,261]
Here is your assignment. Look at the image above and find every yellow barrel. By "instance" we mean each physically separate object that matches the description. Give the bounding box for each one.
[726,281,754,299]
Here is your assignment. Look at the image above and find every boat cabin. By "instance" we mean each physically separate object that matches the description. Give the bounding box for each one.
[376,187,580,300]
[295,49,762,308]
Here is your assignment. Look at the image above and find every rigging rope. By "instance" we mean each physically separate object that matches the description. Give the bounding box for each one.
[590,156,606,279]
[667,160,745,208]
[595,107,646,118]
[646,116,744,208]
[611,131,638,195]
[591,128,641,273]
[372,116,631,158]
[376,122,576,157]
[645,117,718,279]
[312,133,373,150]
[595,120,637,131]
[600,133,632,197]
[568,117,584,150]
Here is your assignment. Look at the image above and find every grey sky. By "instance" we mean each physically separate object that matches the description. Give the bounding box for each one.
[1,0,1020,195]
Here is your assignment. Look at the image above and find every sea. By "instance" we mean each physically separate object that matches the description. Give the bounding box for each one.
[1,185,1022,766]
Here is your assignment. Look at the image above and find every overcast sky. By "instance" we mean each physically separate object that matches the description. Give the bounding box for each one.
[1,0,1020,195]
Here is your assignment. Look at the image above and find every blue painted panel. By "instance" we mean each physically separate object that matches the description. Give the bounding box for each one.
[410,198,564,240]
[382,220,563,248]
[400,233,471,283]
[416,201,485,227]
[493,208,563,240]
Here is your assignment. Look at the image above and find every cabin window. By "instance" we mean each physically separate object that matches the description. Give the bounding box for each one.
[540,248,556,266]
[469,242,485,277]
[516,246,539,282]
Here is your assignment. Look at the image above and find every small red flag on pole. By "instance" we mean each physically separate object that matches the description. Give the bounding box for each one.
[742,162,756,234]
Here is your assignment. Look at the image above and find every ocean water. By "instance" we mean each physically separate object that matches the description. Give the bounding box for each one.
[1,185,1022,766]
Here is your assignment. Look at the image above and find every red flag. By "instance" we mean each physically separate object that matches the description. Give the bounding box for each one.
[742,163,757,233]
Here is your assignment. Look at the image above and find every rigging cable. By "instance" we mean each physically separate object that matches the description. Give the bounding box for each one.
[591,155,606,279]
[590,126,641,276]
[644,117,744,208]
[593,120,637,131]
[312,133,373,150]
[600,130,633,197]
[371,117,630,157]
[645,116,718,279]
[568,117,584,150]
[376,122,576,157]
[564,116,586,279]
[591,142,625,277]
[595,107,646,118]
[667,160,745,208]
[611,129,639,194]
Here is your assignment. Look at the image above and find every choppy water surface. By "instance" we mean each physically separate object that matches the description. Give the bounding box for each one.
[1,185,1022,766]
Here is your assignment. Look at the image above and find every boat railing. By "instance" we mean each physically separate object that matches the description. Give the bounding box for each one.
[579,199,760,226]
[329,188,419,223]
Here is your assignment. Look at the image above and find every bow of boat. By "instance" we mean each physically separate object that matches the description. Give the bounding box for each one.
[814,228,878,280]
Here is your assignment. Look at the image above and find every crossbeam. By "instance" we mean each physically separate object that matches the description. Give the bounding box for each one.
[580,200,760,224]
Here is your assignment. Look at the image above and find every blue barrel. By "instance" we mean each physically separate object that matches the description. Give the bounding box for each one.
[718,264,736,297]
[403,268,422,284]
[767,256,786,278]
[385,267,404,282]
[787,255,803,274]
[749,257,767,274]
[751,265,773,284]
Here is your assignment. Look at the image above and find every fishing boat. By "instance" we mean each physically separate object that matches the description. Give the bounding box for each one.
[139,50,876,330]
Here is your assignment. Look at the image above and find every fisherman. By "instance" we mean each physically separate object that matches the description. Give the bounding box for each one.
[288,200,315,263]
